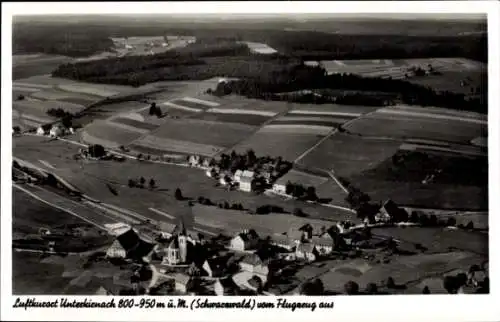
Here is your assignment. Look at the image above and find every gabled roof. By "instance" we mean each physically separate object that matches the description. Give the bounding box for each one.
[117,229,141,251]
[234,169,243,177]
[242,170,254,178]
[381,199,400,216]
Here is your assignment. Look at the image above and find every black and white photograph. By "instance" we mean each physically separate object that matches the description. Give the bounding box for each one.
[1,1,499,321]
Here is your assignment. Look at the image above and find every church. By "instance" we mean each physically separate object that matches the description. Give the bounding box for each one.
[161,219,190,265]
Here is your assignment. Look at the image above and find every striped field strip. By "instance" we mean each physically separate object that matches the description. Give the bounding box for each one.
[376,108,487,125]
[207,108,277,117]
[106,120,150,134]
[162,101,202,112]
[149,208,176,220]
[13,82,53,89]
[288,110,361,117]
[181,96,220,107]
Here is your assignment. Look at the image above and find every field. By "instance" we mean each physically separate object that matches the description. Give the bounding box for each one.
[138,118,257,153]
[344,105,487,145]
[13,54,73,80]
[306,57,485,81]
[111,35,196,57]
[240,41,278,55]
[13,187,93,236]
[317,251,484,294]
[81,120,143,148]
[274,169,329,188]
[13,137,356,230]
[298,133,402,176]
[234,128,325,161]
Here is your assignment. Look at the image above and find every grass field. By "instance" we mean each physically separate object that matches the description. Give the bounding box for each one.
[190,112,271,126]
[318,251,484,294]
[13,54,73,80]
[234,129,325,161]
[298,133,402,176]
[81,120,143,148]
[274,169,329,188]
[13,137,356,229]
[13,188,92,236]
[14,99,86,115]
[148,118,256,148]
[345,106,487,145]
[131,135,223,157]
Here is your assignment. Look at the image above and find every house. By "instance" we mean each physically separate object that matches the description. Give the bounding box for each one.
[36,126,46,136]
[233,169,243,182]
[295,243,319,262]
[298,224,314,241]
[49,125,64,138]
[214,277,239,296]
[311,232,335,255]
[378,199,402,222]
[272,182,287,194]
[230,229,259,251]
[106,228,156,262]
[188,155,200,167]
[239,170,255,192]
[239,253,270,279]
[171,273,193,293]
[270,234,295,251]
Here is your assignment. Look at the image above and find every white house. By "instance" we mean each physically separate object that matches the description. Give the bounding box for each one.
[295,243,319,262]
[36,126,46,136]
[106,239,127,258]
[272,182,286,194]
[230,230,259,251]
[233,170,243,182]
[239,170,255,192]
[188,155,200,167]
[49,125,64,138]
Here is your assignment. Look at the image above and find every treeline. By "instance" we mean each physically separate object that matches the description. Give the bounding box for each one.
[213,71,487,114]
[13,23,114,57]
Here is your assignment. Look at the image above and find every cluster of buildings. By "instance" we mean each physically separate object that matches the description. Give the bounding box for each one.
[36,123,74,138]
[102,215,382,295]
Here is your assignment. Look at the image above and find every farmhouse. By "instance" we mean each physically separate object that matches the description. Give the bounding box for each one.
[230,229,259,251]
[239,253,270,279]
[106,228,155,262]
[311,232,336,255]
[234,169,243,182]
[36,126,47,136]
[239,170,255,192]
[297,223,314,241]
[272,182,287,194]
[49,125,64,138]
[214,277,240,296]
[295,243,319,262]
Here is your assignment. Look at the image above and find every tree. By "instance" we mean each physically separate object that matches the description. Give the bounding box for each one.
[456,273,467,288]
[386,277,396,289]
[17,94,25,100]
[175,188,183,200]
[409,211,420,223]
[446,217,457,227]
[429,214,438,226]
[224,201,230,209]
[344,281,359,295]
[293,208,305,217]
[366,283,378,294]
[306,186,318,201]
[149,178,156,189]
[285,181,294,195]
[155,106,162,118]
[62,115,73,128]
[418,214,429,226]
[422,286,431,294]
[465,221,474,230]
[468,264,480,274]
[139,177,146,186]
[88,144,106,158]
[149,102,157,115]
[443,276,459,294]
